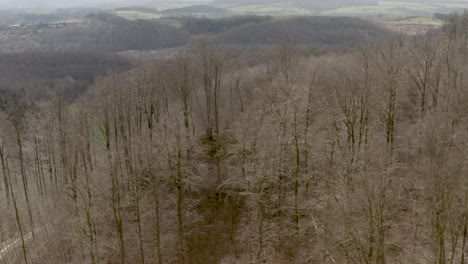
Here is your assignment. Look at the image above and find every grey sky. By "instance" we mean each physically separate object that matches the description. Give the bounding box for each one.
[0,0,170,9]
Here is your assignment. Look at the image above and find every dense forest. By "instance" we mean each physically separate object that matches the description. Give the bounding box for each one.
[0,52,131,105]
[179,16,273,35]
[0,13,190,53]
[218,16,390,46]
[0,14,387,53]
[1,6,468,264]
[177,15,390,48]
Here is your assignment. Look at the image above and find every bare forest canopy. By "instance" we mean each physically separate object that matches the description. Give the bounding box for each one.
[0,10,467,263]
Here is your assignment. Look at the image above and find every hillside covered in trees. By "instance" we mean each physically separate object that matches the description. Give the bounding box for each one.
[0,9,467,264]
[0,14,390,54]
[0,52,131,103]
[161,5,229,15]
[0,13,191,53]
[179,16,273,34]
[219,16,390,46]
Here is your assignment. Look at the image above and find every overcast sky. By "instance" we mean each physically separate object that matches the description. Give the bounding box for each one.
[0,0,96,8]
[0,0,163,8]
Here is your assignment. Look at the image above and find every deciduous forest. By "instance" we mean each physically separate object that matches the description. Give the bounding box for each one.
[0,6,468,264]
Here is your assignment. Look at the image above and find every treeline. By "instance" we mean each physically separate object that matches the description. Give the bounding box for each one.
[0,13,467,264]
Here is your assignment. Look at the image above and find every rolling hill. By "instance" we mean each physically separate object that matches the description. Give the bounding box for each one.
[215,0,379,11]
[219,16,391,47]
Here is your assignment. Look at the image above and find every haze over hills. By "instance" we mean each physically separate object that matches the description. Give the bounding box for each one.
[0,0,205,9]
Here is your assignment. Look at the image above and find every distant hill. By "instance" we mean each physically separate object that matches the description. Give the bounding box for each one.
[220,16,390,47]
[114,6,159,13]
[0,52,131,101]
[180,16,272,34]
[61,13,191,51]
[215,0,379,11]
[85,12,129,23]
[161,5,229,15]
[1,12,393,53]
[0,13,191,53]
[294,0,378,11]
